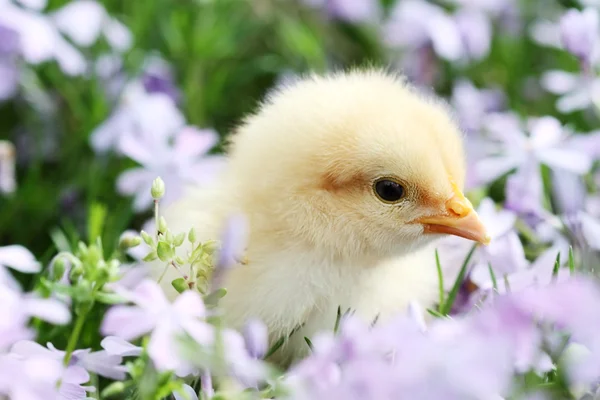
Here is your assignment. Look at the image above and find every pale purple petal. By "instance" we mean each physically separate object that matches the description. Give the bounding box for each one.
[173,127,219,160]
[243,319,268,359]
[100,336,142,357]
[23,297,71,325]
[102,18,133,52]
[540,70,580,94]
[101,306,156,341]
[426,12,463,61]
[0,245,40,273]
[51,0,106,47]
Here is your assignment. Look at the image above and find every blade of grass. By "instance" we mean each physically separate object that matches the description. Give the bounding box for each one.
[264,336,285,359]
[568,246,575,274]
[304,337,313,351]
[435,249,445,307]
[440,243,477,315]
[488,262,498,292]
[552,252,561,280]
[427,308,445,318]
[333,305,342,334]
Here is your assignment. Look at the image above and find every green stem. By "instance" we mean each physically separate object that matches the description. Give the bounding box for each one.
[154,199,160,240]
[63,306,90,366]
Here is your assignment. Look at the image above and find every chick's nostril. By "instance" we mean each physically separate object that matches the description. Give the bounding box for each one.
[446,200,469,218]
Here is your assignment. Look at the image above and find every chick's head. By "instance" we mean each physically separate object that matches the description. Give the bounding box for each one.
[226,69,490,263]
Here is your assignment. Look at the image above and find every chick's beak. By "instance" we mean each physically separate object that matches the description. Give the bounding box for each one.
[416,187,491,245]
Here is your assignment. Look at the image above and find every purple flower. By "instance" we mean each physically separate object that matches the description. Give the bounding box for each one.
[0,352,64,400]
[451,79,506,134]
[101,279,213,376]
[11,340,127,381]
[540,70,600,113]
[0,244,40,288]
[116,125,225,212]
[559,8,599,65]
[0,1,86,75]
[90,83,185,153]
[243,319,268,359]
[212,213,249,289]
[302,0,381,23]
[0,24,20,101]
[50,0,132,52]
[474,114,596,186]
[1,282,70,351]
[100,336,142,357]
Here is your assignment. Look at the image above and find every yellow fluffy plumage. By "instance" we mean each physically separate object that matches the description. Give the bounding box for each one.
[151,68,490,365]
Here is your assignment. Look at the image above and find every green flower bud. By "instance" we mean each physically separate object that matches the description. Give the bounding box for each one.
[165,230,174,243]
[140,230,154,246]
[52,257,67,280]
[69,264,84,280]
[119,235,142,250]
[158,216,168,233]
[188,227,197,243]
[143,251,158,262]
[151,177,165,199]
[101,381,128,397]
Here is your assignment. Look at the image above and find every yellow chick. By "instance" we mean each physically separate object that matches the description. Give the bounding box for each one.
[152,68,490,365]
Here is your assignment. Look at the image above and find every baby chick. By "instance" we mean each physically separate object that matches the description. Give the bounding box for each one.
[152,69,490,366]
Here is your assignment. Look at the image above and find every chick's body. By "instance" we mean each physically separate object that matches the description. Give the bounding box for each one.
[153,69,488,365]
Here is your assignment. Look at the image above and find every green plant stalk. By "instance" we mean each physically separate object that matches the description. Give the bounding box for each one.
[63,304,91,366]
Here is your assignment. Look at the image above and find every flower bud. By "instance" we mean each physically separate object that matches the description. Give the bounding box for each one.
[151,177,165,199]
[119,235,142,250]
[158,216,168,233]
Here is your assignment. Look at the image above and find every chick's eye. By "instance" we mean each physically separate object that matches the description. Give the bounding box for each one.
[374,179,405,203]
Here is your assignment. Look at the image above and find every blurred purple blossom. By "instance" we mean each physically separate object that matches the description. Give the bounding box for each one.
[1,283,71,351]
[243,319,268,359]
[303,0,381,24]
[0,351,64,400]
[211,213,249,290]
[11,340,127,381]
[116,125,225,212]
[51,0,132,52]
[383,0,494,64]
[451,79,506,134]
[474,114,596,186]
[0,0,131,81]
[0,244,40,287]
[0,24,20,101]
[559,8,599,66]
[541,69,600,113]
[100,336,142,357]
[101,279,213,376]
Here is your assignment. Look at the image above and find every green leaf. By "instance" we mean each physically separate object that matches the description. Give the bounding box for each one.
[440,244,477,315]
[264,336,285,359]
[435,249,445,307]
[95,291,127,305]
[488,262,498,292]
[568,246,575,274]
[203,288,228,308]
[552,252,561,279]
[171,278,188,294]
[88,202,107,243]
[427,308,445,318]
[157,241,174,262]
[304,336,313,351]
[333,305,342,334]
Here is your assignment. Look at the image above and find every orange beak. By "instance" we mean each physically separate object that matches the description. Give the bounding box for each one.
[414,181,491,245]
